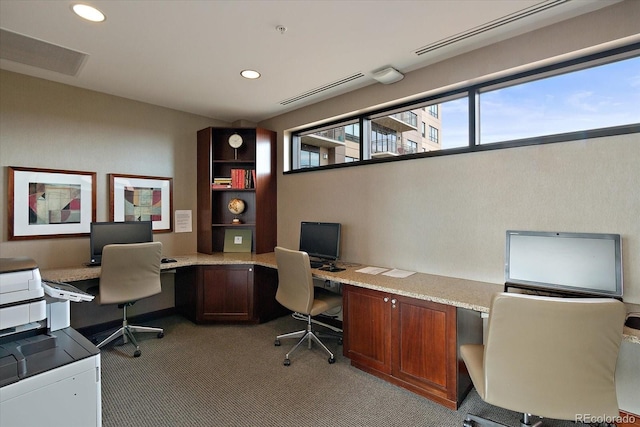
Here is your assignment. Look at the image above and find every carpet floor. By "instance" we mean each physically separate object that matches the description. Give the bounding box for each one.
[98,314,598,427]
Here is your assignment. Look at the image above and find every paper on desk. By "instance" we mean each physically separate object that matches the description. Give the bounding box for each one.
[381,269,415,278]
[355,266,388,275]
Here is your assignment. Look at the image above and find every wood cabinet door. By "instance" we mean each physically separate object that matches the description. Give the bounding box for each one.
[391,296,457,403]
[199,265,254,322]
[343,285,392,374]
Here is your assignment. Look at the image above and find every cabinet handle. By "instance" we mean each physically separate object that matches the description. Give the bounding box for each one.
[391,299,397,305]
[383,297,389,303]
[248,268,252,272]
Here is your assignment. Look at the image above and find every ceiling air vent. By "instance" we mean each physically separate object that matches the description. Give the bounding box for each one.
[280,72,365,106]
[0,28,89,76]
[414,0,570,56]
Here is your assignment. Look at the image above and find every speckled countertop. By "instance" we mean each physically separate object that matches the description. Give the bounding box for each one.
[41,252,640,345]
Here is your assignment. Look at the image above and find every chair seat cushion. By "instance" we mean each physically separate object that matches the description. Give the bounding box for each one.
[309,288,342,316]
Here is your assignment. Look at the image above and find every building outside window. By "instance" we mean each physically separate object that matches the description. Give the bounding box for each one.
[345,124,360,142]
[429,126,439,143]
[300,145,320,168]
[371,123,398,154]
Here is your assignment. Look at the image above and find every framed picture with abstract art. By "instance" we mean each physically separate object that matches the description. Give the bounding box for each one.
[109,174,173,232]
[8,166,96,240]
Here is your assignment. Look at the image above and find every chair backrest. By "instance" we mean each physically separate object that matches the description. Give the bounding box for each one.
[274,246,314,315]
[99,241,163,305]
[483,292,626,420]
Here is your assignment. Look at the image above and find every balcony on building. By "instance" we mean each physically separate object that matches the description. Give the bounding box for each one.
[371,138,419,158]
[301,128,346,149]
[372,111,418,133]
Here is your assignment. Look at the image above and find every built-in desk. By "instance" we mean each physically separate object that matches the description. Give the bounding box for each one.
[40,253,640,412]
[41,252,640,342]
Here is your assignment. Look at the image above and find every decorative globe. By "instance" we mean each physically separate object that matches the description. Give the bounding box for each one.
[228,198,245,215]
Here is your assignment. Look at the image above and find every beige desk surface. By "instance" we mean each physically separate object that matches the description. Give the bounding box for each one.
[41,252,640,344]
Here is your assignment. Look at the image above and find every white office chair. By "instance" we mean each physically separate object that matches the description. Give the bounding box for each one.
[460,292,626,427]
[273,246,343,366]
[95,242,164,357]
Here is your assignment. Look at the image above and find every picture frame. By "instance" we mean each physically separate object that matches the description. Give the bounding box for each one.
[223,228,252,253]
[8,166,96,240]
[109,174,173,232]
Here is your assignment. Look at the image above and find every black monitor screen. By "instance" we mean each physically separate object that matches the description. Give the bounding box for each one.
[299,222,341,261]
[89,221,153,264]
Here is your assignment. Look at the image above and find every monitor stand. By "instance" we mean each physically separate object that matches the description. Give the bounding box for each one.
[309,258,324,269]
[319,262,345,272]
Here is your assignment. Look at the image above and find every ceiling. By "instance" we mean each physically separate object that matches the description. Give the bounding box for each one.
[0,0,618,123]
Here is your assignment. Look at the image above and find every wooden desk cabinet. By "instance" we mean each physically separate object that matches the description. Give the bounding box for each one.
[200,265,254,322]
[343,284,481,409]
[175,264,288,324]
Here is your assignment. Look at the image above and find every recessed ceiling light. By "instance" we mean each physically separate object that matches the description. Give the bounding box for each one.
[72,4,106,22]
[240,70,261,79]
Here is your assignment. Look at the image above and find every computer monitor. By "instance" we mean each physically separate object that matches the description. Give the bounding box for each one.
[505,230,623,299]
[299,221,341,263]
[88,221,153,265]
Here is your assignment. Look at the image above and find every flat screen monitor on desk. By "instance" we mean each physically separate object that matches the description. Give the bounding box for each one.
[299,221,342,270]
[88,221,153,266]
[505,230,623,299]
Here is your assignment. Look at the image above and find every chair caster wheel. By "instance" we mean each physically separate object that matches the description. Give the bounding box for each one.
[283,359,290,366]
[157,332,164,339]
[274,339,281,346]
[328,357,335,364]
[134,350,142,357]
[338,338,343,345]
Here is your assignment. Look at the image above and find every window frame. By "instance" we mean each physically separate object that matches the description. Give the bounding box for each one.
[288,43,640,174]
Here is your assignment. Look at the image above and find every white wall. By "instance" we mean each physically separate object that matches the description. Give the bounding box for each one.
[260,1,640,304]
[0,70,226,268]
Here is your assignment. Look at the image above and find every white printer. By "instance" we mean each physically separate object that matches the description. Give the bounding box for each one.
[0,257,102,427]
[0,257,46,332]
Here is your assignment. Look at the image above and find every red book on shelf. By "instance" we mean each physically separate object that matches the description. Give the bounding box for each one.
[231,169,239,189]
[231,169,246,189]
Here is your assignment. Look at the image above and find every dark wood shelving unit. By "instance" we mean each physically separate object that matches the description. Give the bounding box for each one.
[185,127,282,325]
[197,127,277,254]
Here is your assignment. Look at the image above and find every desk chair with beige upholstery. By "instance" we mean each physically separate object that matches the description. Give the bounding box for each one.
[460,292,626,427]
[96,241,164,357]
[273,246,343,366]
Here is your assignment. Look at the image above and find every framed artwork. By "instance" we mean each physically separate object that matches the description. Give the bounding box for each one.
[223,228,252,253]
[109,174,173,232]
[8,166,96,240]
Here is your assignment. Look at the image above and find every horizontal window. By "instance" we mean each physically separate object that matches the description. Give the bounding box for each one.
[289,44,639,172]
[479,56,640,144]
[294,121,360,168]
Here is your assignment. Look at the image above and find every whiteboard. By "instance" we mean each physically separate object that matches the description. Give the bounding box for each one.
[505,231,622,298]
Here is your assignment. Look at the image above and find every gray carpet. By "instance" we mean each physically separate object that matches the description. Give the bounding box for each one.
[99,315,591,427]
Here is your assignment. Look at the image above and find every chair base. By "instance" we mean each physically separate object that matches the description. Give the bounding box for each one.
[96,305,164,357]
[274,312,342,365]
[463,413,543,427]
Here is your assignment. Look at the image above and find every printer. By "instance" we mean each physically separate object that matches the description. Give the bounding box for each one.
[0,257,102,427]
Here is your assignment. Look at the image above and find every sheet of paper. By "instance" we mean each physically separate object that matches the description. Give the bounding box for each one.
[381,269,415,278]
[355,266,388,275]
[174,210,192,233]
